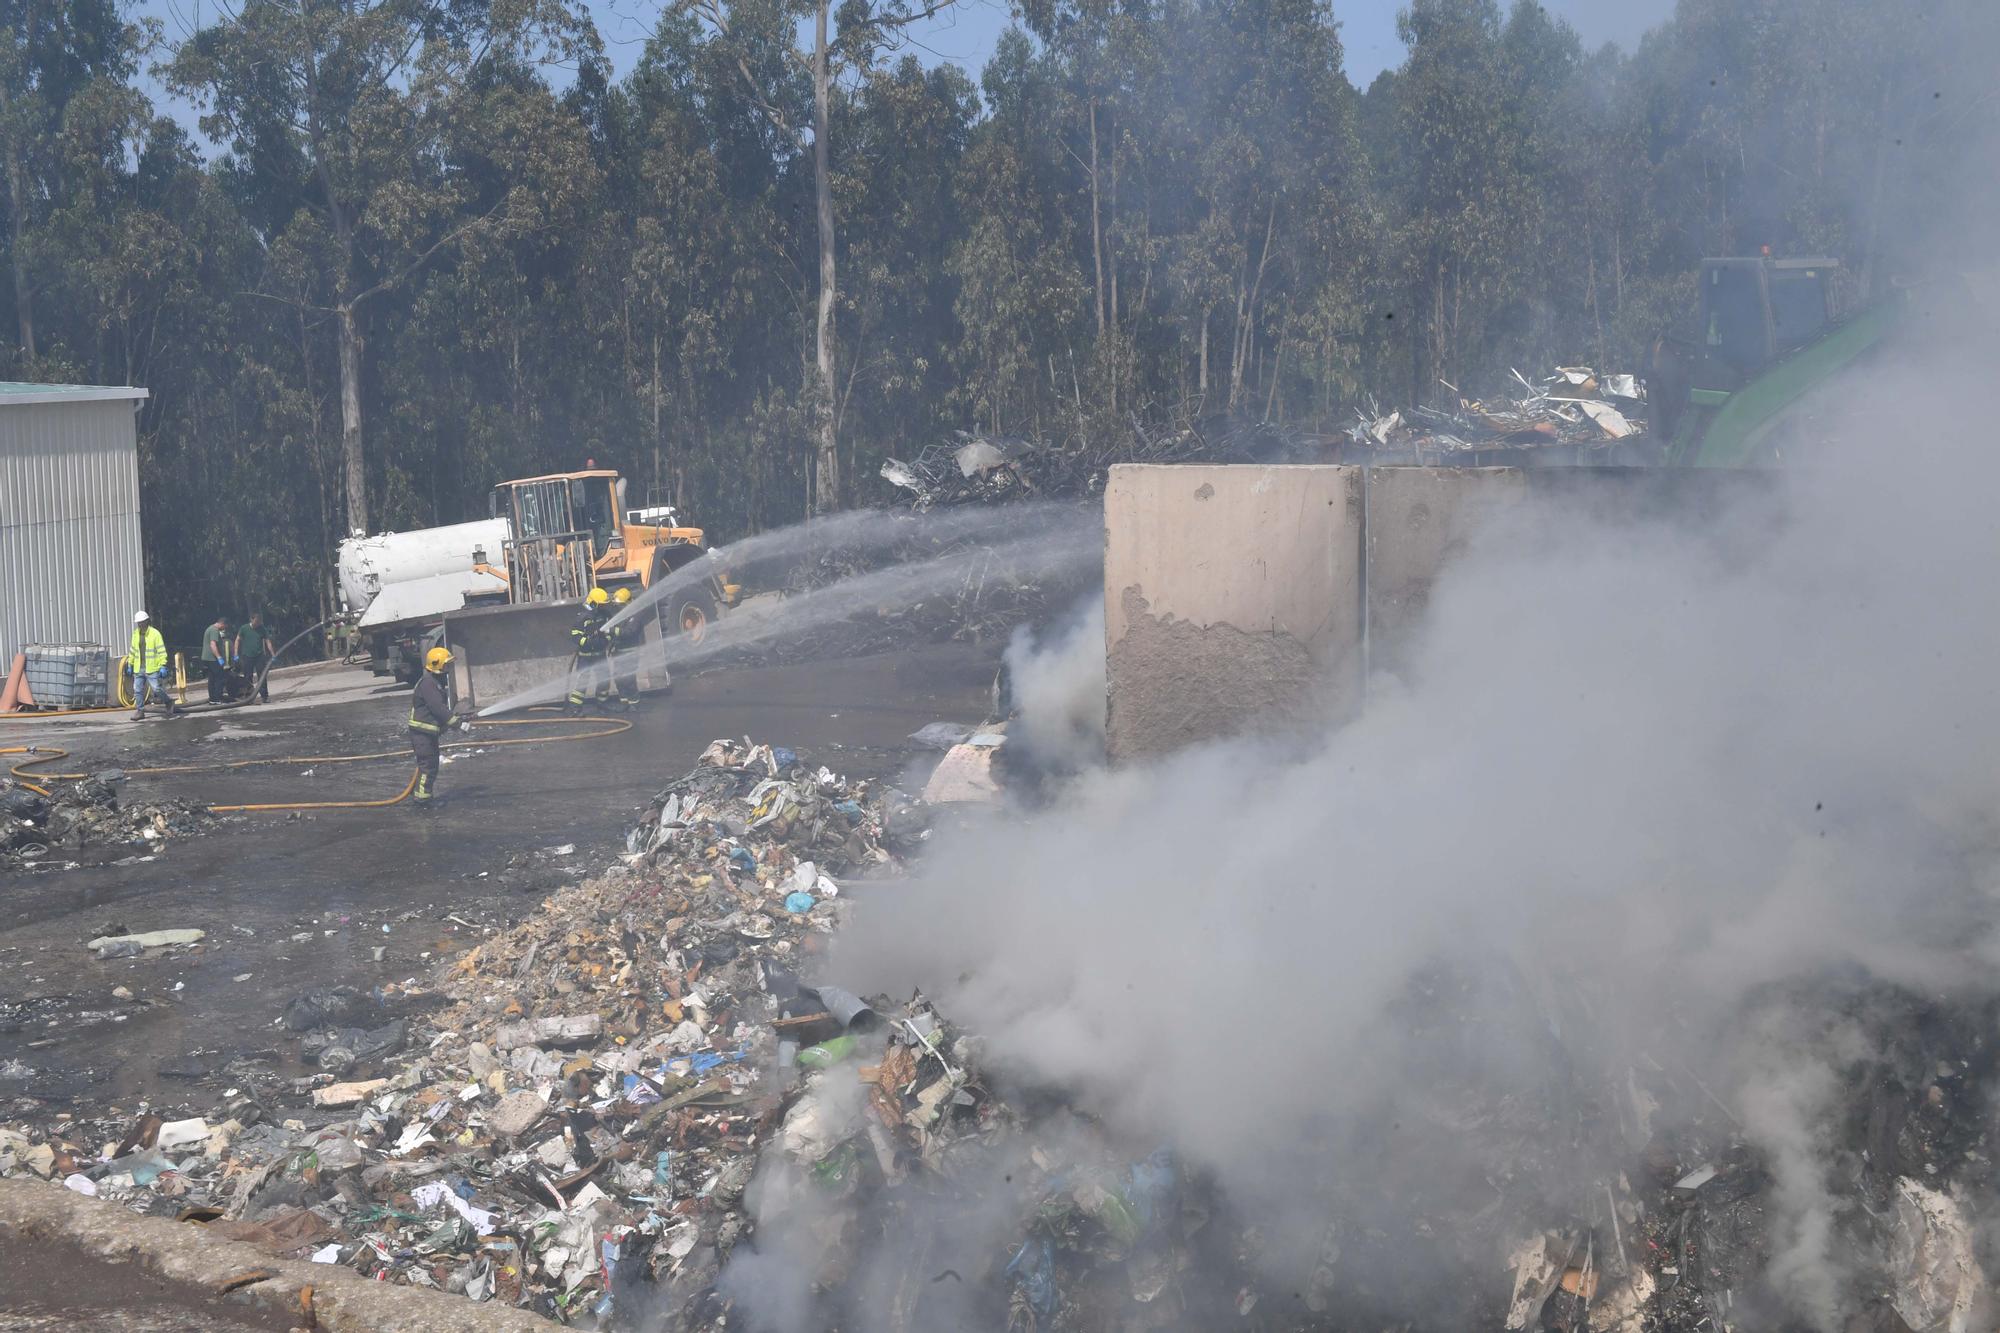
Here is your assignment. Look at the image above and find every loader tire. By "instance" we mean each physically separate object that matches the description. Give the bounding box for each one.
[663,588,717,644]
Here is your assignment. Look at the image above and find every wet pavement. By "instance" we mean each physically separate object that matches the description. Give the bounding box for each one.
[0,647,996,1112]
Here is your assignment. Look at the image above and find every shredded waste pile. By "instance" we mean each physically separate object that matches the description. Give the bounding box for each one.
[0,739,914,1324]
[1345,365,1649,461]
[0,773,213,872]
[2,737,1994,1332]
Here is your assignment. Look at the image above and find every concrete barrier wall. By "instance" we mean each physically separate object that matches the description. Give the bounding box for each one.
[1103,464,1364,762]
[1106,464,1772,760]
[1363,466,1532,681]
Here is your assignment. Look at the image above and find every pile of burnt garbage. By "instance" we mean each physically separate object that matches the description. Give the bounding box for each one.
[1,772,212,872]
[1,736,1994,1332]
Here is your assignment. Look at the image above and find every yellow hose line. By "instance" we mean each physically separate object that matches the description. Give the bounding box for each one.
[2,716,632,813]
[211,769,421,813]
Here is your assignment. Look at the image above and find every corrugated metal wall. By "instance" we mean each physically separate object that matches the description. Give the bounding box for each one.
[0,399,147,671]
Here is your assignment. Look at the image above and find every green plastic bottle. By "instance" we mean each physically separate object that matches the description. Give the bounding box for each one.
[796,1035,861,1068]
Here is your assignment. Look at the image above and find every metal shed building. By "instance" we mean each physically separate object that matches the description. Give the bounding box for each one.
[0,382,150,672]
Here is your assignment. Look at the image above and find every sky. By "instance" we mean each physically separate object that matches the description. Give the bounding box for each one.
[137,0,1678,140]
[583,0,1678,84]
[868,0,1676,86]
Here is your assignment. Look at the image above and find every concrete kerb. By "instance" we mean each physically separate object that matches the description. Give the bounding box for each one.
[0,1177,556,1331]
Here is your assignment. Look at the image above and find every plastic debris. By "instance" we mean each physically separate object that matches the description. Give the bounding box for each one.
[311,1079,387,1108]
[86,927,205,954]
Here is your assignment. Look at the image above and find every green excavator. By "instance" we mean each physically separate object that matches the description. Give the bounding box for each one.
[1654,255,1903,467]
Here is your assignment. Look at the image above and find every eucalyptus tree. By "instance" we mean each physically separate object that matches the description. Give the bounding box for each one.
[167,0,596,534]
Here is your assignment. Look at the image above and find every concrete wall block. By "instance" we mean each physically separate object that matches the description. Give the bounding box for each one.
[1105,464,1771,762]
[1103,464,1364,762]
[1363,466,1533,680]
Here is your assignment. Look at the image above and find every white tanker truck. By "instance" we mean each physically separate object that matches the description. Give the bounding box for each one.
[335,518,511,681]
[334,467,728,695]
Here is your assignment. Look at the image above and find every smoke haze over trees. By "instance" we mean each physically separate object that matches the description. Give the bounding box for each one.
[1,0,1989,639]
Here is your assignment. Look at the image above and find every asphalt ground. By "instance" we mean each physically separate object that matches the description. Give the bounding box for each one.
[0,646,996,1112]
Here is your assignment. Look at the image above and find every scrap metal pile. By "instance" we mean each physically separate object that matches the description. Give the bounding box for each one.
[1344,366,1650,461]
[0,773,213,872]
[878,415,1333,512]
[878,363,1654,511]
[880,427,1208,510]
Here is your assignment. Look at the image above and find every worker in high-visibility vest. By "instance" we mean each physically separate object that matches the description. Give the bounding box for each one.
[407,645,470,806]
[130,611,176,720]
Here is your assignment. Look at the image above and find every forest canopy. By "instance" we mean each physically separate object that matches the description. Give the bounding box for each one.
[1,0,1987,636]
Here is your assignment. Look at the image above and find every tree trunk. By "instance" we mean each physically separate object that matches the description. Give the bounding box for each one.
[337,301,367,536]
[300,305,336,642]
[1264,330,1285,420]
[1198,310,1209,397]
[1586,233,1604,367]
[2,132,35,360]
[1228,283,1246,409]
[1230,199,1277,412]
[1409,275,1425,408]
[811,0,839,513]
[1858,82,1894,300]
[651,332,663,500]
[1612,225,1623,317]
[1107,124,1119,329]
[1089,97,1105,338]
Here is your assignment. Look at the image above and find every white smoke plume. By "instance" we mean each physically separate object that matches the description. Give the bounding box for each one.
[798,282,2000,1328]
[997,597,1106,771]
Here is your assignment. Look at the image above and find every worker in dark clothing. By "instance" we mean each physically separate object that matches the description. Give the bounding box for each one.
[608,587,641,710]
[233,612,272,703]
[567,586,612,715]
[408,645,470,806]
[201,617,232,704]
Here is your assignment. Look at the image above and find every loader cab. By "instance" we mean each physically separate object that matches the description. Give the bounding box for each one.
[486,469,630,604]
[1700,257,1836,378]
[489,471,623,557]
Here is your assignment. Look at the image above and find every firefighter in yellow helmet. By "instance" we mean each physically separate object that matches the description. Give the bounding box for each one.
[567,586,613,715]
[407,645,470,806]
[607,587,641,710]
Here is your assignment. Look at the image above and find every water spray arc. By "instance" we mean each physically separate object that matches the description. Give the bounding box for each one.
[481,510,1100,717]
[602,502,1089,638]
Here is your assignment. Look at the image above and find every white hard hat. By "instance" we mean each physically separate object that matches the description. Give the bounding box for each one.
[133,611,149,624]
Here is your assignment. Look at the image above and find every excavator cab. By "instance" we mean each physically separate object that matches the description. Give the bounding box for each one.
[1699,257,1836,379]
[1656,255,1897,467]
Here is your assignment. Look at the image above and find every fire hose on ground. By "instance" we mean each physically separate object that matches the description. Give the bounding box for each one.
[1,713,632,813]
